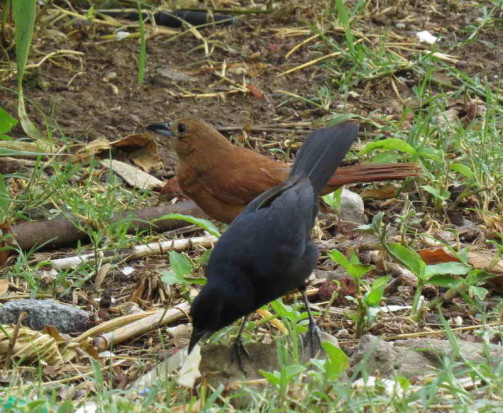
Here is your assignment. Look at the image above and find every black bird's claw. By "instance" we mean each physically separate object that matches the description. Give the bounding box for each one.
[305,320,322,358]
[232,336,251,373]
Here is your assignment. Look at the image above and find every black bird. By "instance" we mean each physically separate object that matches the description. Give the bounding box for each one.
[188,122,359,362]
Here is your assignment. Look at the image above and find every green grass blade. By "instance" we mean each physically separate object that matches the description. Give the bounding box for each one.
[137,1,147,86]
[13,0,44,141]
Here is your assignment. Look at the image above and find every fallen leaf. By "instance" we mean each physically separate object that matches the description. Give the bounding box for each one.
[0,278,8,295]
[101,160,164,190]
[246,84,264,99]
[419,248,503,274]
[361,185,398,200]
[74,133,162,173]
[111,133,162,172]
[0,325,78,365]
[177,345,202,388]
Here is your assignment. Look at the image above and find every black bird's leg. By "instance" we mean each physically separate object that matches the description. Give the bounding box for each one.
[300,287,322,357]
[232,316,251,373]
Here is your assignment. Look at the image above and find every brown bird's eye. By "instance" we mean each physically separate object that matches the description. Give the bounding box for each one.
[178,123,186,134]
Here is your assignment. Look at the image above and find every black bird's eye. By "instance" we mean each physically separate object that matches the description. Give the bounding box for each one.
[178,123,186,134]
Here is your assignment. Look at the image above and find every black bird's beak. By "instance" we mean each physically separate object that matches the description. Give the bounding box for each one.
[147,122,172,138]
[188,327,208,354]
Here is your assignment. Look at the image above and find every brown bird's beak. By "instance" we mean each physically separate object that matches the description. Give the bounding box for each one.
[147,122,172,138]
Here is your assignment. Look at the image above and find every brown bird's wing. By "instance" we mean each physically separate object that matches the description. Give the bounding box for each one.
[196,146,289,205]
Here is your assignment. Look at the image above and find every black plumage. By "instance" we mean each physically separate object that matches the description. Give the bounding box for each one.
[188,122,359,359]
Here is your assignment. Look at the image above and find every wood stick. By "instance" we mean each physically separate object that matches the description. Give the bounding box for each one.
[49,235,217,270]
[93,302,190,351]
[11,201,207,251]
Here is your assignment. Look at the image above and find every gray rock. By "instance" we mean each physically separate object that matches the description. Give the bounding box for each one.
[130,332,339,392]
[0,299,90,333]
[152,66,197,86]
[340,189,367,224]
[351,334,503,381]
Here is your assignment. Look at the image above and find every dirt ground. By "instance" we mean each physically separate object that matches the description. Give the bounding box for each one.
[1,0,501,178]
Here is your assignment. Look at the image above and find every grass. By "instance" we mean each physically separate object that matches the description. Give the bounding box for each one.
[0,0,502,411]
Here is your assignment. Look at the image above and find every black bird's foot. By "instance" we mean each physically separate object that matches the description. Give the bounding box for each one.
[232,336,251,373]
[305,320,322,358]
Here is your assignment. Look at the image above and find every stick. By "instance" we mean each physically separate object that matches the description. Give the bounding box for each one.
[93,302,190,351]
[11,201,207,250]
[49,235,217,270]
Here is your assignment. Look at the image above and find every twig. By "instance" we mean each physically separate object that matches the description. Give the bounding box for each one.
[49,235,217,270]
[93,302,190,351]
[3,311,28,372]
[339,321,503,344]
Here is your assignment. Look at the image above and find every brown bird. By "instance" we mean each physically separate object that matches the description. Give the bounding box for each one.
[148,118,421,223]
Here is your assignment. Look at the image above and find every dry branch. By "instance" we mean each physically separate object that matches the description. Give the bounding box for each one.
[93,302,190,352]
[50,235,217,270]
[11,201,207,251]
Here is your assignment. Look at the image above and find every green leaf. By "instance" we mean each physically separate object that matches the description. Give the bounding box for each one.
[0,108,18,134]
[425,262,471,276]
[359,138,417,157]
[285,364,306,380]
[259,370,281,387]
[156,213,221,237]
[468,286,488,300]
[322,341,349,380]
[57,400,74,413]
[0,148,63,157]
[322,187,342,211]
[168,251,192,276]
[421,185,450,201]
[427,275,460,288]
[388,243,425,277]
[365,275,391,306]
[329,249,374,279]
[450,163,473,180]
[13,0,44,141]
[328,249,350,267]
[0,174,10,223]
[159,270,183,286]
[397,376,411,392]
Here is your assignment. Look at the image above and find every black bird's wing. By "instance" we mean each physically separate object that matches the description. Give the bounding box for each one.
[207,177,318,307]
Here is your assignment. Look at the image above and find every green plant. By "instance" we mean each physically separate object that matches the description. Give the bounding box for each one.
[136,0,147,86]
[269,298,312,363]
[159,251,207,288]
[13,0,43,141]
[329,249,389,337]
[361,213,474,319]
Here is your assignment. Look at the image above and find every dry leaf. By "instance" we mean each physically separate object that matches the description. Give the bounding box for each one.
[177,345,202,388]
[419,248,503,274]
[0,278,8,295]
[111,133,162,172]
[73,133,162,172]
[361,185,398,200]
[0,325,73,365]
[101,160,164,190]
[73,137,111,162]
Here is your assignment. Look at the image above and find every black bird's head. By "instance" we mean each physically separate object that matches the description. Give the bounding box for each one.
[188,284,225,353]
[188,280,254,353]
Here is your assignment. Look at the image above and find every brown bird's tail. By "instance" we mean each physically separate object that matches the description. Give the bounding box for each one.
[326,162,421,189]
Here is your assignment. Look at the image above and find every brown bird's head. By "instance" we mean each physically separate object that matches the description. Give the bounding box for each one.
[147,117,232,161]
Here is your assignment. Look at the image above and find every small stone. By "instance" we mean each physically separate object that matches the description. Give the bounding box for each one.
[0,299,90,333]
[340,188,367,224]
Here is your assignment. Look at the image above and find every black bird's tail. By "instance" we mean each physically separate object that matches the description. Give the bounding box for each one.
[289,121,359,197]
